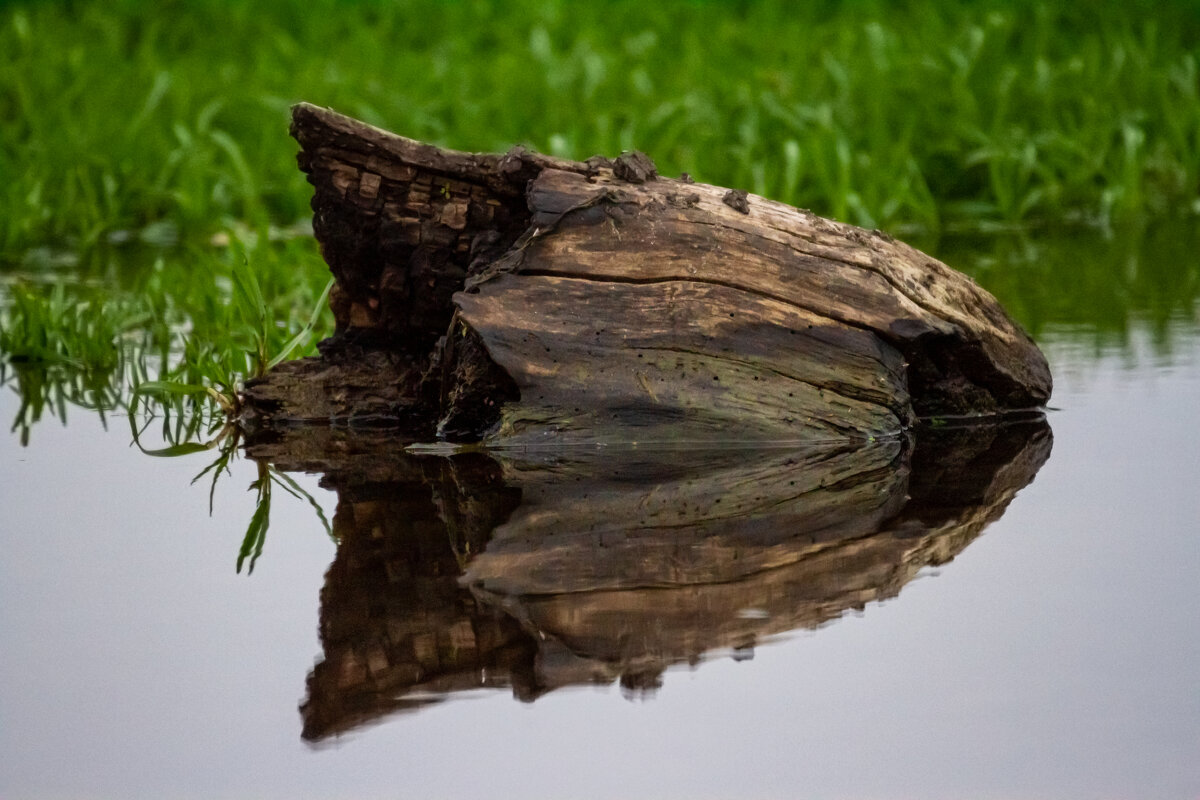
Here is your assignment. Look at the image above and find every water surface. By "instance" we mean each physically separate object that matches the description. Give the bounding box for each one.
[2,228,1198,799]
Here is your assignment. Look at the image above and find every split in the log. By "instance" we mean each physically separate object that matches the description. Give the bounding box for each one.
[242,103,1052,444]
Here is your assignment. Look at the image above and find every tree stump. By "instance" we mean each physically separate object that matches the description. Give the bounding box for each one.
[243,104,1052,444]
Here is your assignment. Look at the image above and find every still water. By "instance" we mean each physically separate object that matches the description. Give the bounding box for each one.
[2,229,1199,799]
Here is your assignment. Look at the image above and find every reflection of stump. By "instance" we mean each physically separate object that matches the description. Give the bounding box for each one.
[296,453,530,740]
[263,416,1052,742]
[244,104,1051,443]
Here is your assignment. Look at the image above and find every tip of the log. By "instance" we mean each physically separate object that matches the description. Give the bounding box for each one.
[290,100,323,119]
[288,103,581,191]
[289,102,485,179]
[288,102,358,140]
[289,102,429,152]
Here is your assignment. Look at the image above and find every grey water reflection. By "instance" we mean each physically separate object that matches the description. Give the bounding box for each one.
[247,416,1051,743]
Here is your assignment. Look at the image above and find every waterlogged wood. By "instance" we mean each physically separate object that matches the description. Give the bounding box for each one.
[455,276,910,443]
[241,348,422,424]
[267,417,1052,739]
[243,103,1052,442]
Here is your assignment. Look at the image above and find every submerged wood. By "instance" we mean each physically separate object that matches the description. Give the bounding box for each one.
[243,103,1052,443]
[253,418,1052,740]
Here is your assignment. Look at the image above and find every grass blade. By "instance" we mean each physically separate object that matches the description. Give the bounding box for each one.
[267,278,334,369]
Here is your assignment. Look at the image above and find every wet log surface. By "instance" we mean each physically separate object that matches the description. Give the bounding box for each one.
[242,416,1052,741]
[242,104,1052,444]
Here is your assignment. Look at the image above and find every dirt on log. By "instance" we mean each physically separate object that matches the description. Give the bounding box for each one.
[242,103,1052,444]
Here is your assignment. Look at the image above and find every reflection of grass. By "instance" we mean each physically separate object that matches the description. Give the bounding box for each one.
[0,278,163,443]
[3,359,123,446]
[128,411,334,574]
[238,460,333,574]
[2,229,333,439]
[2,0,1198,253]
[0,282,150,370]
[940,221,1200,351]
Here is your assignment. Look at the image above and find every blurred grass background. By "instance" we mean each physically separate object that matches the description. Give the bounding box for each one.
[2,0,1198,254]
[1,0,1199,437]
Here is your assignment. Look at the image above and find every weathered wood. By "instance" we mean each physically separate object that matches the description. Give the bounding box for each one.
[269,417,1051,738]
[243,103,1052,443]
[455,276,909,443]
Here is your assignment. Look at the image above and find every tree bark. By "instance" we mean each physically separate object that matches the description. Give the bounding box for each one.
[242,103,1052,444]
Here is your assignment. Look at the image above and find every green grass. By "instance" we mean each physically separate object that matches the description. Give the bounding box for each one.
[1,231,332,442]
[2,0,1199,441]
[2,0,1198,257]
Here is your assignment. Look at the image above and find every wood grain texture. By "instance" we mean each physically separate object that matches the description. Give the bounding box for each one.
[243,104,1053,443]
[476,167,1051,415]
[455,274,910,444]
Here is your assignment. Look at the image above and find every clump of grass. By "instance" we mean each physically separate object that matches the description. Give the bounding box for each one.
[2,0,1198,260]
[0,278,163,442]
[1,229,333,442]
[0,281,151,371]
[130,237,333,416]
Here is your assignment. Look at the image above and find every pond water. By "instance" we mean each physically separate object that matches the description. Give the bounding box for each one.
[2,227,1199,799]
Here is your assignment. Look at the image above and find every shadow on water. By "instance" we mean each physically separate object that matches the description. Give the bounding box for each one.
[244,416,1051,743]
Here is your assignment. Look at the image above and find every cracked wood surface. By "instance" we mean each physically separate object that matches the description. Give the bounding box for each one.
[456,275,910,444]
[244,104,1052,443]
